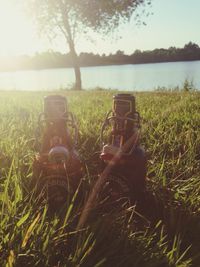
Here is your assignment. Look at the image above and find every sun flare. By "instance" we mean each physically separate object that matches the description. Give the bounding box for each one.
[0,1,92,57]
[0,1,41,56]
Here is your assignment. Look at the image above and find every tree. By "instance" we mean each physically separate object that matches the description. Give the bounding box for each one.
[184,42,199,50]
[183,42,200,61]
[29,0,151,90]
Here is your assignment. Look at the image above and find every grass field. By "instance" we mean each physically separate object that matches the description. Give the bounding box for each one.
[0,89,200,267]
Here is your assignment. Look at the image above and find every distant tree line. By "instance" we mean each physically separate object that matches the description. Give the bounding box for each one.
[0,42,200,71]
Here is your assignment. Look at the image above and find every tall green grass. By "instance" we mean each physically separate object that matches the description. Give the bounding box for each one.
[0,89,199,266]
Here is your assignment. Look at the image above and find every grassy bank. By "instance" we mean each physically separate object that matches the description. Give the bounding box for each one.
[0,89,200,267]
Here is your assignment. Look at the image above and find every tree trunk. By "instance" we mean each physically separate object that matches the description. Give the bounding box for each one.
[71,50,82,90]
[58,1,82,90]
[68,40,82,90]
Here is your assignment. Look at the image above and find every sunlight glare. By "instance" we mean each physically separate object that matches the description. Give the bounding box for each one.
[0,1,42,56]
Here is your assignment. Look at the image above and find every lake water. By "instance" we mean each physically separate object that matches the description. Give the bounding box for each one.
[0,60,200,91]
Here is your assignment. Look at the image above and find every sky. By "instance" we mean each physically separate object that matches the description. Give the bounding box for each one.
[0,0,200,56]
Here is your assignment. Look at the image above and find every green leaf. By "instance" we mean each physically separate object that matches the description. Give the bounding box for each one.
[17,212,30,228]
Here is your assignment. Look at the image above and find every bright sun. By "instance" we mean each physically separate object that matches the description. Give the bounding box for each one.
[0,1,45,56]
[0,1,94,57]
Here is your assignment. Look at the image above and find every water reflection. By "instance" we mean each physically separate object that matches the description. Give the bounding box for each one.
[0,61,199,91]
